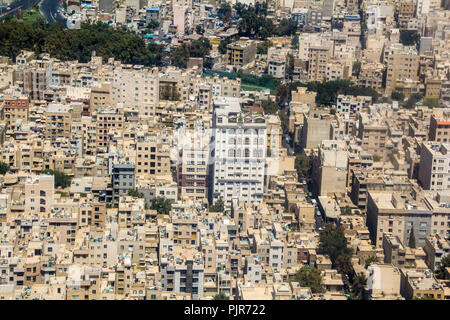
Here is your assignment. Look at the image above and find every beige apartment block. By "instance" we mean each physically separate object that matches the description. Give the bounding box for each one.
[226,39,257,67]
[385,48,419,95]
[308,46,330,82]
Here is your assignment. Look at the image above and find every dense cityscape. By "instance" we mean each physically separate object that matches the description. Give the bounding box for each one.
[0,0,448,301]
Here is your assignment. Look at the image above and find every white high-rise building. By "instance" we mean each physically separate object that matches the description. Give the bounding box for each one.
[210,97,267,209]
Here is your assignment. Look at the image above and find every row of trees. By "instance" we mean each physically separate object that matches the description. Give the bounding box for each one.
[0,19,164,66]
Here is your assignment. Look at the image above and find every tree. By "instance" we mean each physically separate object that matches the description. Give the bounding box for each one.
[127,188,144,198]
[210,198,225,212]
[291,34,299,49]
[405,93,423,108]
[423,98,439,108]
[408,227,416,248]
[364,255,379,269]
[256,40,272,55]
[218,39,230,54]
[217,2,232,24]
[195,24,204,35]
[150,197,173,215]
[286,54,295,80]
[278,110,289,133]
[391,90,405,101]
[372,154,381,162]
[260,99,278,115]
[171,38,211,68]
[295,154,312,179]
[435,254,450,279]
[350,272,367,300]
[294,266,325,293]
[213,292,229,300]
[147,19,159,30]
[318,224,353,276]
[340,206,352,215]
[399,30,420,47]
[41,169,72,188]
[0,162,10,175]
[352,61,361,77]
[0,20,164,67]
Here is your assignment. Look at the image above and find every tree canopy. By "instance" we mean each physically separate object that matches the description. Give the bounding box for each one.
[294,266,325,293]
[210,198,225,212]
[435,254,450,279]
[150,197,173,215]
[170,38,211,68]
[408,227,416,248]
[0,19,164,66]
[399,30,420,48]
[318,224,354,276]
[40,169,72,189]
[0,162,10,175]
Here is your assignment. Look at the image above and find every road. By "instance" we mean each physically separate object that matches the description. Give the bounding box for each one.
[0,0,39,21]
[39,0,65,24]
[0,0,66,25]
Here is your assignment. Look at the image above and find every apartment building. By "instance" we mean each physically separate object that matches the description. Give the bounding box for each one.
[0,93,29,126]
[111,162,136,203]
[385,47,419,95]
[95,107,123,153]
[24,175,54,216]
[418,142,450,191]
[311,140,348,197]
[423,234,450,271]
[210,97,266,209]
[308,46,330,82]
[336,95,372,116]
[136,134,171,179]
[226,39,257,67]
[160,249,204,299]
[428,112,450,143]
[358,112,389,161]
[45,104,73,141]
[111,65,159,111]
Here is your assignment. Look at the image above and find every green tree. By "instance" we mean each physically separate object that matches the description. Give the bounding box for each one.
[195,24,204,35]
[405,93,423,108]
[150,197,173,215]
[213,292,229,300]
[423,98,439,108]
[278,110,289,133]
[291,34,299,49]
[318,224,354,276]
[434,254,450,279]
[340,206,352,215]
[294,266,325,293]
[218,39,230,54]
[0,162,10,175]
[217,3,232,24]
[364,255,379,269]
[127,188,144,198]
[147,19,159,30]
[256,40,272,55]
[391,90,405,101]
[408,227,416,248]
[350,272,367,300]
[372,154,381,162]
[41,169,72,188]
[210,198,225,212]
[399,30,420,47]
[295,154,312,179]
[260,99,278,114]
[352,61,361,77]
